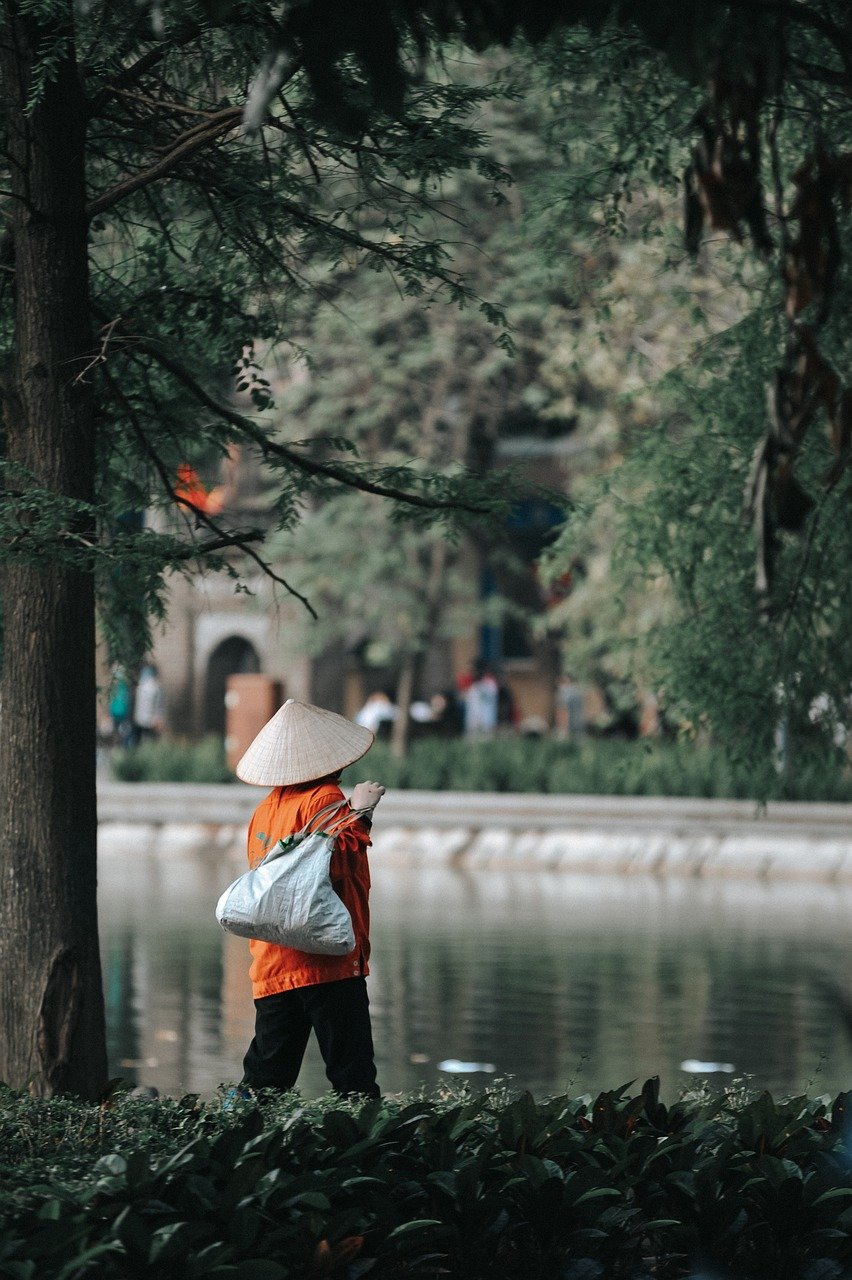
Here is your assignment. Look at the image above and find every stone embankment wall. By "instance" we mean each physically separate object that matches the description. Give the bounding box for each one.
[98,784,852,883]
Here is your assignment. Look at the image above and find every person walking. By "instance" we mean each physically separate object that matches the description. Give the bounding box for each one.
[235,698,385,1097]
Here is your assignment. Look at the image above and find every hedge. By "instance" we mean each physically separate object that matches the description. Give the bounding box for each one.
[110,736,852,802]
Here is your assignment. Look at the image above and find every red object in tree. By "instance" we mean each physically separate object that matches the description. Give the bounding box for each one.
[174,463,225,515]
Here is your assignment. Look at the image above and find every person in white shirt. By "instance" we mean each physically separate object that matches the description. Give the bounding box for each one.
[133,664,166,742]
[464,660,499,738]
[355,691,398,737]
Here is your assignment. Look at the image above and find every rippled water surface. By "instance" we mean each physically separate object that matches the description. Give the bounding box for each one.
[99,840,852,1100]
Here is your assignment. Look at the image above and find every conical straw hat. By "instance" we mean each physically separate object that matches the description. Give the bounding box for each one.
[235,698,374,786]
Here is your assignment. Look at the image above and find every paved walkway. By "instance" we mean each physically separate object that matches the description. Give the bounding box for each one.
[98,783,852,883]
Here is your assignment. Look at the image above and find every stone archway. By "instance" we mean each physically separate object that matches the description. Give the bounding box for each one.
[204,636,261,735]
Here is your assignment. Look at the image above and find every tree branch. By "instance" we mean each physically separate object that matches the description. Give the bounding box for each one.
[87,24,205,113]
[114,326,492,516]
[87,108,243,219]
[270,193,466,294]
[278,93,322,183]
[86,53,305,223]
[102,366,318,616]
[790,55,852,90]
[109,86,225,119]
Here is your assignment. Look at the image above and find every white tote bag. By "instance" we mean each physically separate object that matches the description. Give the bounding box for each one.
[215,800,366,955]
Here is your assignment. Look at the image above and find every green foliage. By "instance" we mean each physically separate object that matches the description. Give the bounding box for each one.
[184,0,814,142]
[108,732,851,799]
[1,6,518,672]
[349,735,852,801]
[109,737,231,784]
[545,285,852,762]
[5,0,849,751]
[257,55,579,665]
[268,493,493,686]
[2,1080,852,1279]
[532,19,852,763]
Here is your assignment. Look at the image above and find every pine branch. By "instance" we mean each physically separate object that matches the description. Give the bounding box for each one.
[790,56,852,90]
[270,193,467,293]
[278,93,322,182]
[109,87,225,119]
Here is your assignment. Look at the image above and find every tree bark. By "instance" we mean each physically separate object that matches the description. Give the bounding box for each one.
[0,5,107,1097]
[390,654,415,761]
[390,538,450,761]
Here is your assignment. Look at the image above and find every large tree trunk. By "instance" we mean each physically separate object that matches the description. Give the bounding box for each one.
[0,6,107,1097]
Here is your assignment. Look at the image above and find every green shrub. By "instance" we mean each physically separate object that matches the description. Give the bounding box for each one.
[110,737,232,784]
[111,734,852,802]
[347,737,852,802]
[2,1080,852,1279]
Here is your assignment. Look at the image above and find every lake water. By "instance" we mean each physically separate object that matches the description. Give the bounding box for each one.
[99,840,852,1101]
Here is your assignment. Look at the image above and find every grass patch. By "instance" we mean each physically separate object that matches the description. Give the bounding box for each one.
[2,1079,851,1278]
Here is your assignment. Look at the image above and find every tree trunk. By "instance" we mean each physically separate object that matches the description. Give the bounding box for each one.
[390,538,450,761]
[0,6,107,1097]
[390,654,415,760]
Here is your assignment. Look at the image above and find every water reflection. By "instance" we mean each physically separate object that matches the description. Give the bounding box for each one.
[99,841,852,1100]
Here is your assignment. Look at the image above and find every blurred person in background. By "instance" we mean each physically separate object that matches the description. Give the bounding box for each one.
[355,690,398,740]
[133,663,166,743]
[108,666,134,747]
[555,674,586,741]
[463,659,499,739]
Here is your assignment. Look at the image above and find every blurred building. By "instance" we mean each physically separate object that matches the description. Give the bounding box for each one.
[138,431,577,742]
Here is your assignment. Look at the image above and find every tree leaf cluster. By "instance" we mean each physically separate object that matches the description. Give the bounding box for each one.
[544,240,851,761]
[532,14,852,761]
[1,3,528,669]
[256,57,614,680]
[191,0,832,139]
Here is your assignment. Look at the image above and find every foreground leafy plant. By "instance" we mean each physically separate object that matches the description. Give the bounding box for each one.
[2,1080,851,1278]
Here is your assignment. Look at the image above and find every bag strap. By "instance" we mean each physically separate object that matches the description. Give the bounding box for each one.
[295,799,374,840]
[296,799,349,839]
[324,805,374,838]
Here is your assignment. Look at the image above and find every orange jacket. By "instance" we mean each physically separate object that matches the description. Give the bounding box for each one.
[246,780,372,998]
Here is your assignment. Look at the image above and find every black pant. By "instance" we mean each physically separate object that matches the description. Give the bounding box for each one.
[242,977,379,1097]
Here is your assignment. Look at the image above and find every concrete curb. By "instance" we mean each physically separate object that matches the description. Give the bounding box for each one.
[98,783,852,883]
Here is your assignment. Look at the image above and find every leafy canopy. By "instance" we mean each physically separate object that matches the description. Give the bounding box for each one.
[0,0,518,665]
[532,10,852,758]
[3,0,849,756]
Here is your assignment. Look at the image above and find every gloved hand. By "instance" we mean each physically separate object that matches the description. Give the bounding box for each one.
[350,780,386,812]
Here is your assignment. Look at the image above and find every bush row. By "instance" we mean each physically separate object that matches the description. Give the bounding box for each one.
[109,736,233,785]
[2,1081,852,1279]
[109,733,852,801]
[344,738,852,801]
